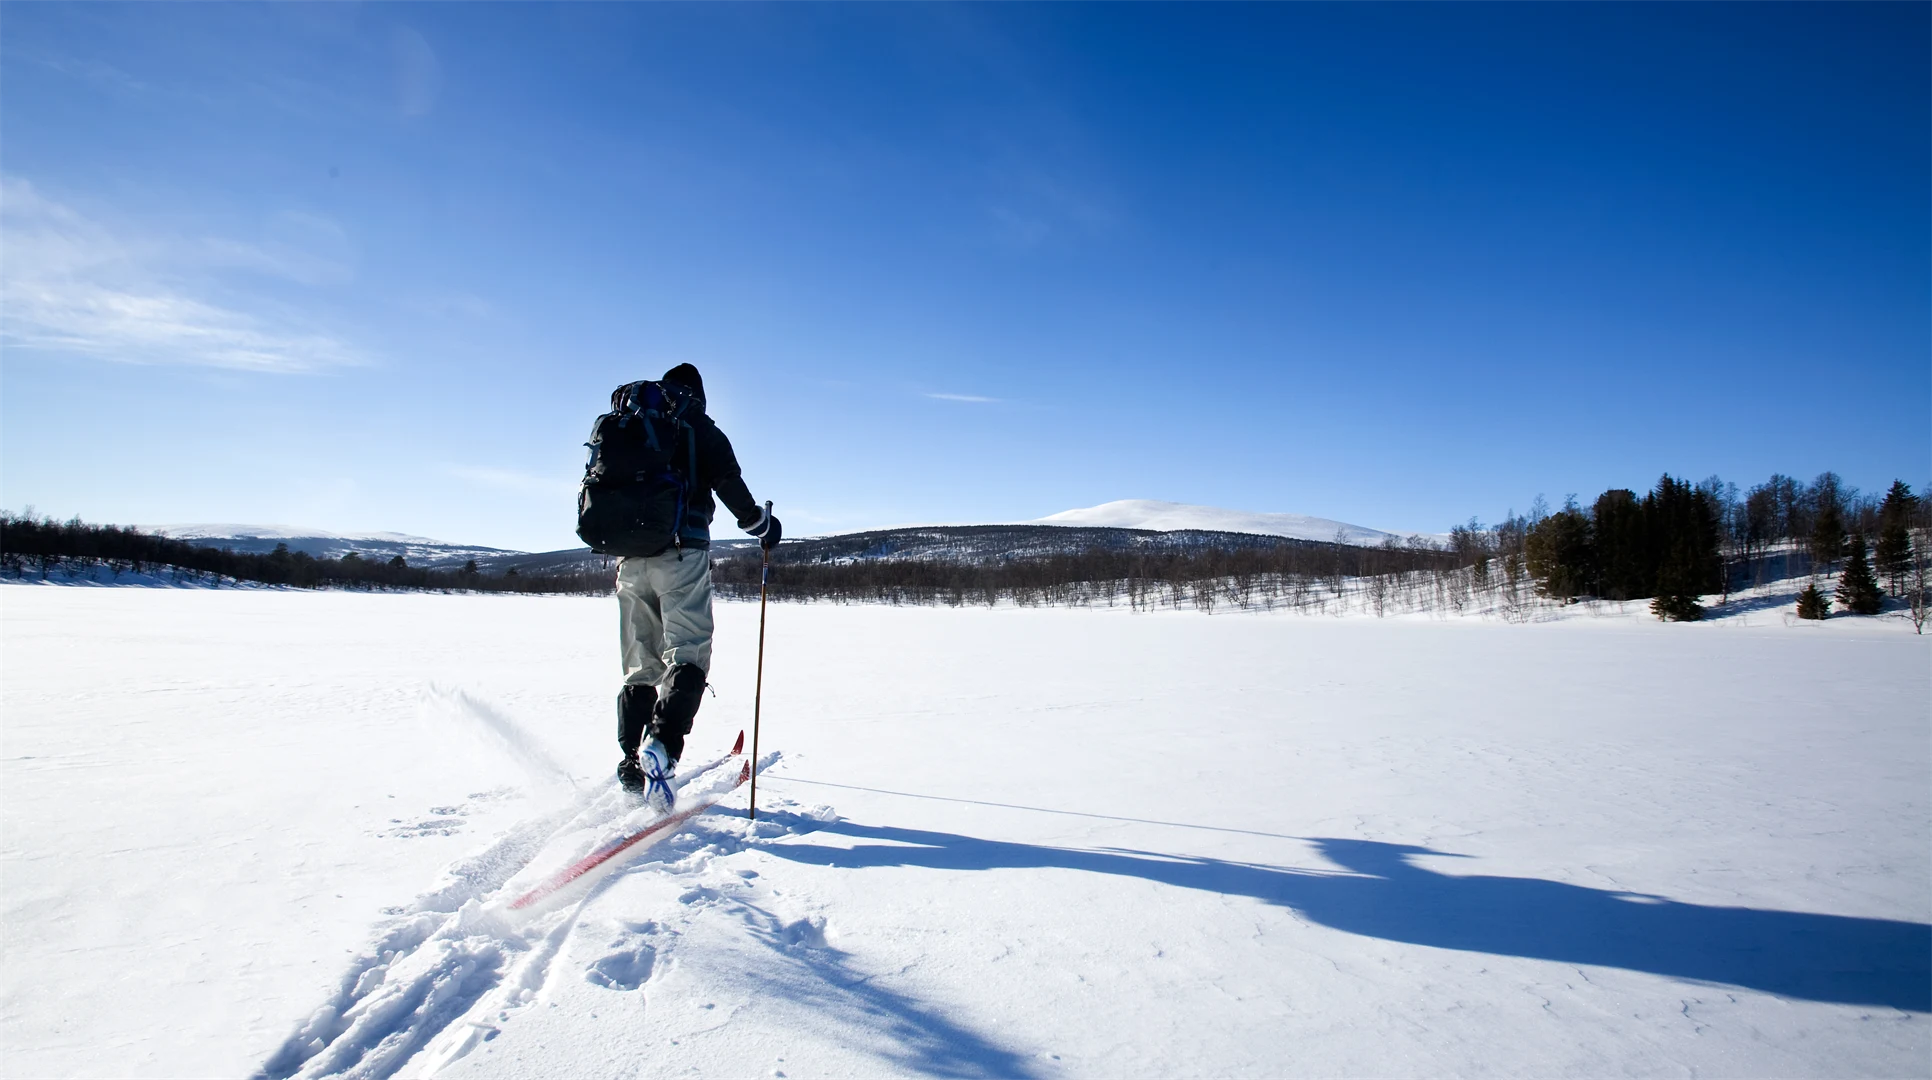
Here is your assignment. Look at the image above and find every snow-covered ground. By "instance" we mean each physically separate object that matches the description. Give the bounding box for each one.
[1031,499,1427,545]
[2,585,1926,1078]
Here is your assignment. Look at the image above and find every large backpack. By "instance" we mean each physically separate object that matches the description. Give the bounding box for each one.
[575,380,699,557]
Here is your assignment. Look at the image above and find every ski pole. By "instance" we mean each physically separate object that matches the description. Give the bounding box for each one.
[749,502,772,820]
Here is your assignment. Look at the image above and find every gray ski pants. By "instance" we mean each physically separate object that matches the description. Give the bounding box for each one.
[616,548,714,689]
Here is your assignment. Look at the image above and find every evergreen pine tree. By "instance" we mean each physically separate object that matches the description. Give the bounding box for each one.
[1874,480,1916,595]
[1525,502,1593,602]
[1645,475,1718,620]
[1795,581,1829,620]
[1650,591,1703,621]
[1809,485,1845,569]
[1835,534,1884,615]
[1592,488,1647,600]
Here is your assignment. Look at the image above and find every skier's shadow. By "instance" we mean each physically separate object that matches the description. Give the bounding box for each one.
[762,819,1931,1012]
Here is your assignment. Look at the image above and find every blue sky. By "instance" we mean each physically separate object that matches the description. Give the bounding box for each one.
[3,3,1926,552]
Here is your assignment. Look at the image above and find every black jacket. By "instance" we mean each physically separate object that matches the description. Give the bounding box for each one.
[678,407,762,549]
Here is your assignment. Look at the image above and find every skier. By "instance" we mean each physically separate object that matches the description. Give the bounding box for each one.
[608,363,780,809]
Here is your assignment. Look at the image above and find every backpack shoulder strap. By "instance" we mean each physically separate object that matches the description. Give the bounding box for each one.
[686,419,698,484]
[657,382,697,421]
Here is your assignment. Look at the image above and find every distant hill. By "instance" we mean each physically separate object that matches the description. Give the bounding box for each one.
[1030,499,1424,545]
[146,525,517,569]
[745,523,1318,565]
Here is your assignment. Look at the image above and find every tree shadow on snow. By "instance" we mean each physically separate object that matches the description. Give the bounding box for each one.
[763,821,1931,1012]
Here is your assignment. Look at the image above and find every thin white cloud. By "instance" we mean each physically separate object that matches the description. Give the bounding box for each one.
[391,26,442,119]
[0,177,365,373]
[197,210,356,286]
[925,392,1000,404]
[30,52,149,95]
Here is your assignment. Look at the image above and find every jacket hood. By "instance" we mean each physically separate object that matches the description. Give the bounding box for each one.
[662,363,705,404]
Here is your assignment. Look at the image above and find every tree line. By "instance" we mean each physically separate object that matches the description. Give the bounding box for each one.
[711,534,1465,613]
[0,511,610,595]
[8,468,1926,628]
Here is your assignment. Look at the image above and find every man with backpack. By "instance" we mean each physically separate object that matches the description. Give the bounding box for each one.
[575,363,780,810]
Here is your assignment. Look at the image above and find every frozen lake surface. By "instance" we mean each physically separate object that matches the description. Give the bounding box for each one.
[2,585,1926,1078]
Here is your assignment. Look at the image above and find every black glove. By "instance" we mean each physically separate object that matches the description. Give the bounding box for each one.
[745,502,782,550]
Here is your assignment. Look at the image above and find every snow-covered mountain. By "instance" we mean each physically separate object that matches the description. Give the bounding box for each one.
[154,524,447,545]
[1032,499,1420,545]
[146,524,519,567]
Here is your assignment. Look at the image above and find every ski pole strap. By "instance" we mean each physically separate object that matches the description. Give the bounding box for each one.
[760,501,773,581]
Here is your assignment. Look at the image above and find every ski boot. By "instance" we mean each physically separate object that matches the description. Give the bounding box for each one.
[638,737,677,813]
[616,684,657,801]
[616,753,647,799]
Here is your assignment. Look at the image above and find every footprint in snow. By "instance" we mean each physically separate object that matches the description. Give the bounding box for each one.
[380,816,467,839]
[374,787,520,840]
[586,941,657,991]
[466,786,519,803]
[777,916,828,949]
[678,886,723,906]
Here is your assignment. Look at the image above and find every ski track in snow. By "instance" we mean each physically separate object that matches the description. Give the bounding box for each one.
[423,687,579,797]
[257,748,783,1080]
[423,797,1043,1080]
